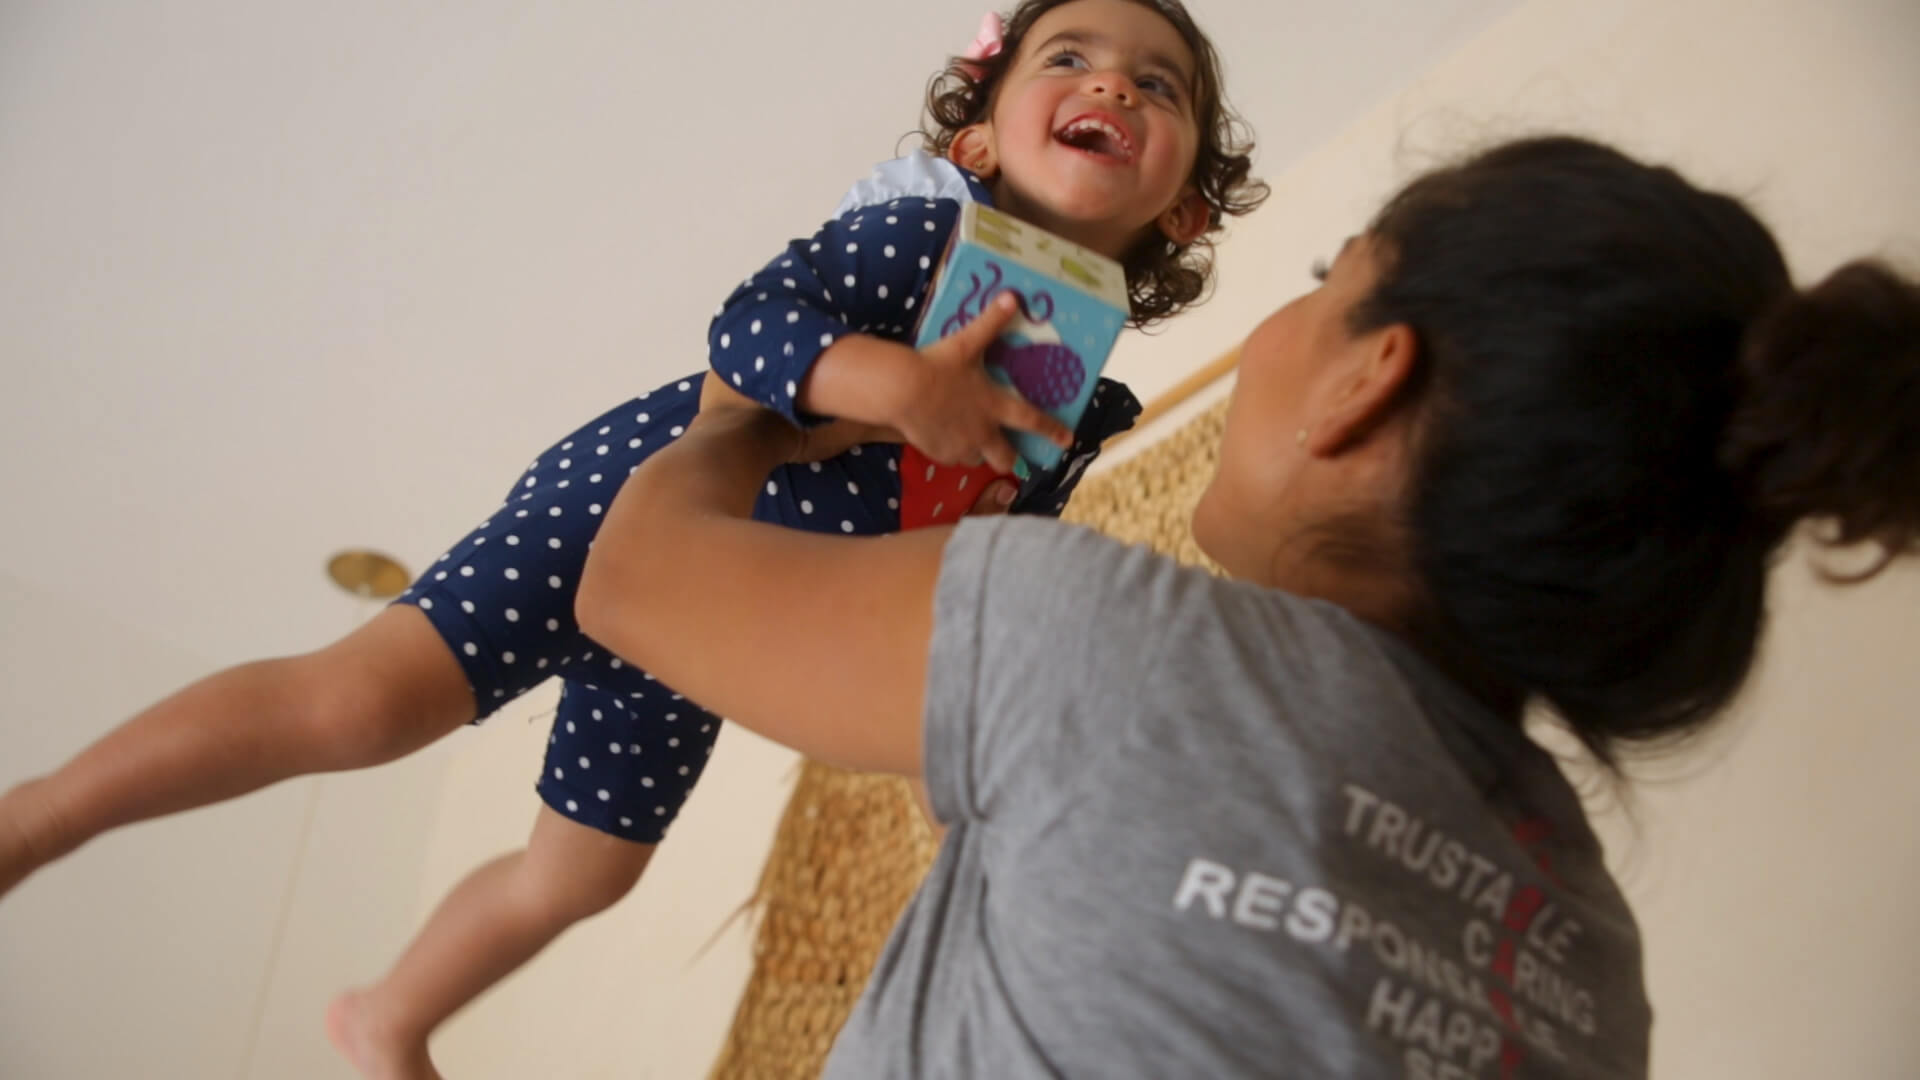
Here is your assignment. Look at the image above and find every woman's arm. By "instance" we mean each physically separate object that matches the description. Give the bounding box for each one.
[577,303,1019,776]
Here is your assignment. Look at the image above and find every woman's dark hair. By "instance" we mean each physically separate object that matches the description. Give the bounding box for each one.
[921,0,1268,328]
[1352,135,1920,765]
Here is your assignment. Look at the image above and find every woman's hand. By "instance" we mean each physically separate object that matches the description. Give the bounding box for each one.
[699,371,902,464]
[700,370,1018,510]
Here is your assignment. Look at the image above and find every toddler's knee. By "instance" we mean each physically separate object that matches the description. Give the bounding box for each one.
[291,617,475,768]
[290,658,440,769]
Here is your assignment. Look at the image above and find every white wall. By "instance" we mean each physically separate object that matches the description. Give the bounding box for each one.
[1105,0,1920,1076]
[1577,561,1920,1078]
[0,571,286,1078]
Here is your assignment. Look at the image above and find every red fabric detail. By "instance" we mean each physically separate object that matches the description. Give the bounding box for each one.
[899,445,1009,529]
[1503,885,1547,933]
[1493,939,1517,982]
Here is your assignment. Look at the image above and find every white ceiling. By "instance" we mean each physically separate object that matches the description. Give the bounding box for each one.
[0,0,1520,664]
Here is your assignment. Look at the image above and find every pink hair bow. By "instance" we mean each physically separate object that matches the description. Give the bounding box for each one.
[956,12,1005,79]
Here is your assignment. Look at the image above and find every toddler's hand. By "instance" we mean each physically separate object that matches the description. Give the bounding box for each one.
[888,294,1073,474]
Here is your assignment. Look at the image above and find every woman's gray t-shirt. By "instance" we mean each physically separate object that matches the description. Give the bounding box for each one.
[823,518,1651,1079]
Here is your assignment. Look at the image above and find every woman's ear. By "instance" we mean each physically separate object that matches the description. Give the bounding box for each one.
[1157,189,1212,248]
[947,125,999,179]
[1307,323,1419,456]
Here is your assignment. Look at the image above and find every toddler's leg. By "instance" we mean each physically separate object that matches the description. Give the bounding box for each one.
[326,805,653,1080]
[0,606,474,900]
[323,391,721,1076]
[3,384,705,902]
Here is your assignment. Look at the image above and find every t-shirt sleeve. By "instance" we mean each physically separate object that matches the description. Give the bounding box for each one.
[706,199,958,427]
[924,515,1195,825]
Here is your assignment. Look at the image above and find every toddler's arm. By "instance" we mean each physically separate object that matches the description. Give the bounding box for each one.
[706,199,957,428]
[705,200,1068,470]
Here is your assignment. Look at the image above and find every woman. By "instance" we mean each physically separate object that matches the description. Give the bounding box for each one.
[576,136,1920,1077]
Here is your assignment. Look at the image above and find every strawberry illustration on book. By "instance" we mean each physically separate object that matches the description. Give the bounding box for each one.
[901,202,1127,530]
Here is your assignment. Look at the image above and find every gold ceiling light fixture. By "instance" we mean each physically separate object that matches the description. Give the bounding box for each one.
[326,549,412,599]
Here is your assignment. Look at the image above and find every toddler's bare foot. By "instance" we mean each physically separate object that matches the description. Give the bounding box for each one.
[325,989,444,1080]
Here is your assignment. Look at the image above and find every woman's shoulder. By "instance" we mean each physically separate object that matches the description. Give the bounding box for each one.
[946,517,1460,758]
[949,515,1196,596]
[945,516,1340,654]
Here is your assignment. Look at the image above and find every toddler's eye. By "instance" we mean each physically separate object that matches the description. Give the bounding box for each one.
[1044,48,1088,70]
[1136,74,1178,100]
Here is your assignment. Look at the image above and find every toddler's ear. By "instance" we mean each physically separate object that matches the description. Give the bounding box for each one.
[1158,189,1212,248]
[947,126,999,179]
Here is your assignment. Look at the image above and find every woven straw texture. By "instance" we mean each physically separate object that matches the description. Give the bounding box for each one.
[707,399,1229,1079]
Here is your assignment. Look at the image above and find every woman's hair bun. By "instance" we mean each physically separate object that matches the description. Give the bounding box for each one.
[1721,259,1920,573]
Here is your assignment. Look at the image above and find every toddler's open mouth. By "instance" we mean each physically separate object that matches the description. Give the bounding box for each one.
[1054,114,1136,165]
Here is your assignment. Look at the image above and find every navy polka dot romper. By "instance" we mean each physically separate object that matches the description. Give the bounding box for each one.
[395,154,1141,844]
